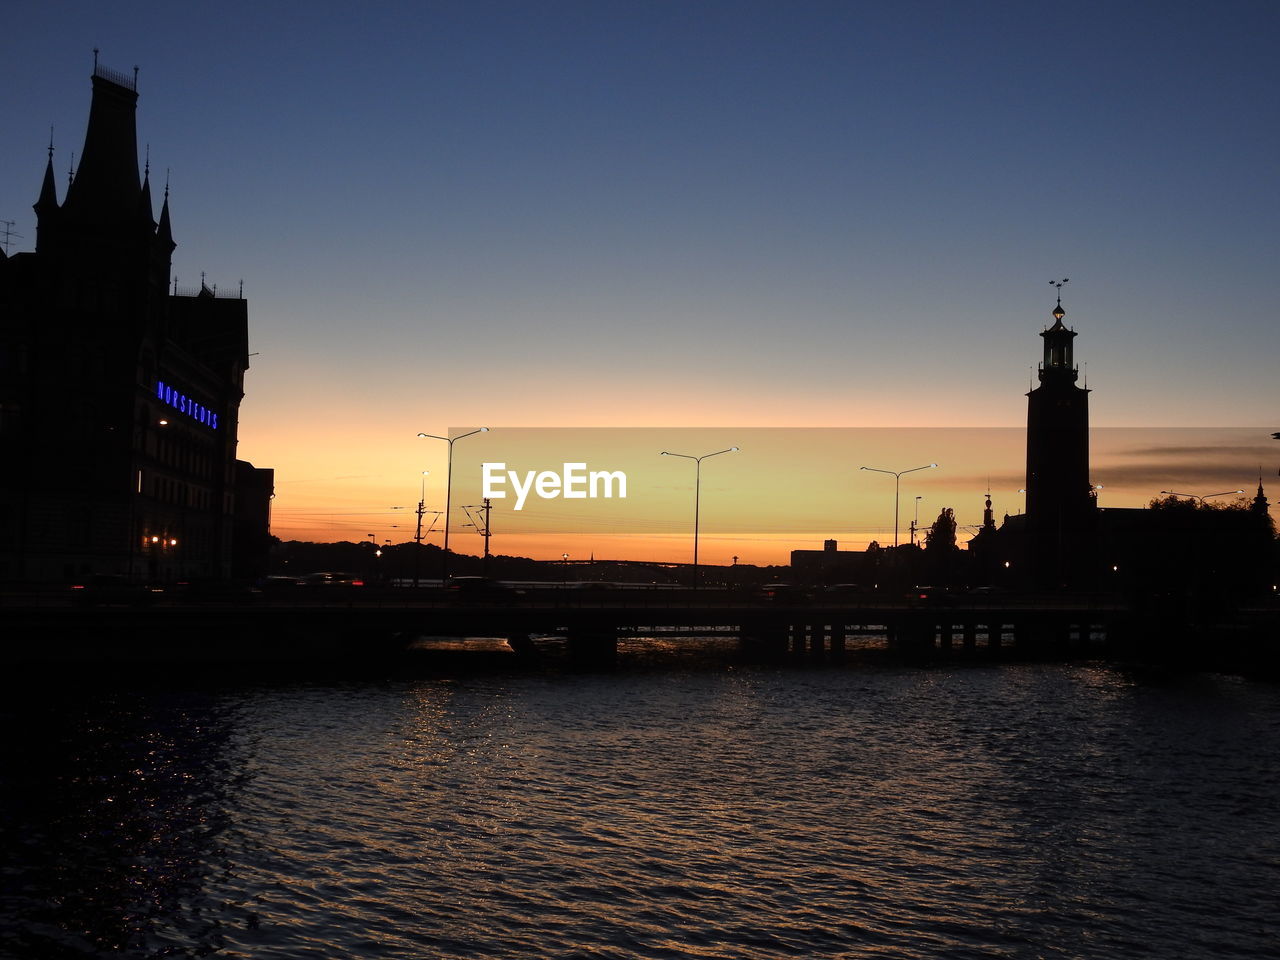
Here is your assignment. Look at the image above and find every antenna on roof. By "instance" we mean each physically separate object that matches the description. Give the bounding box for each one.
[1,220,23,255]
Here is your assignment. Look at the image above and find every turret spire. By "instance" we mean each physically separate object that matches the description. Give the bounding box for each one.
[34,133,61,253]
[1252,469,1271,518]
[35,141,59,212]
[1039,278,1078,380]
[138,144,154,225]
[156,171,175,254]
[1049,278,1069,324]
[63,55,142,228]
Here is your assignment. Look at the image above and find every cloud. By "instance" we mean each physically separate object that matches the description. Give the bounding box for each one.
[1115,444,1275,460]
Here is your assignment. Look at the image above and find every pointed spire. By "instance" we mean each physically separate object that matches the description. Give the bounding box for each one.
[34,133,61,253]
[138,148,154,225]
[1049,278,1069,327]
[156,169,175,253]
[35,140,59,213]
[1252,469,1270,517]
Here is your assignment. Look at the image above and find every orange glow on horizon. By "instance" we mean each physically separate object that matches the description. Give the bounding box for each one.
[256,426,1275,566]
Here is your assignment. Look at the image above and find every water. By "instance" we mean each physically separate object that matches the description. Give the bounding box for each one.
[2,653,1278,959]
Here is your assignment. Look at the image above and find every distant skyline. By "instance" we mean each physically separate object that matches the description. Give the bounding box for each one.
[3,1,1277,560]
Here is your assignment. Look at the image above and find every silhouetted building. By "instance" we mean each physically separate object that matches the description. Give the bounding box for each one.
[233,461,275,580]
[1251,474,1272,523]
[790,539,874,584]
[1025,293,1095,586]
[0,62,266,581]
[967,491,1002,579]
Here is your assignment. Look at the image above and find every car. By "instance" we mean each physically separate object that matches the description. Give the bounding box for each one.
[445,576,520,600]
[758,583,807,603]
[69,574,164,606]
[822,583,863,596]
[300,572,365,587]
[260,575,304,590]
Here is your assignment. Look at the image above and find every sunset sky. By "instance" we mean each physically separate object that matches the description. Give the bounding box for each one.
[3,1,1276,562]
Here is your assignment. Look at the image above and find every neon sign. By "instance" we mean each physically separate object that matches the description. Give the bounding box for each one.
[156,380,218,429]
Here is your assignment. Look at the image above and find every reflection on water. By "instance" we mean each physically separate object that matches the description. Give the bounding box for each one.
[2,661,1278,959]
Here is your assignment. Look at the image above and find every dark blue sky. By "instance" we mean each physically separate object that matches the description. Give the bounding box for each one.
[3,1,1276,488]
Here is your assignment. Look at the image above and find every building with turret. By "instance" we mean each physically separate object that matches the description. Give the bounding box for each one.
[0,61,271,582]
[1025,288,1096,586]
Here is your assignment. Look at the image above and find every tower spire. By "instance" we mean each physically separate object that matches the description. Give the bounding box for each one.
[63,54,142,228]
[1252,468,1271,518]
[1049,278,1069,323]
[1039,278,1078,381]
[138,144,154,225]
[35,139,59,211]
[34,132,61,252]
[156,170,175,253]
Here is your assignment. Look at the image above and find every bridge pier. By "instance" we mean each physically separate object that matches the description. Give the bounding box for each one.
[741,620,789,662]
[567,629,617,668]
[506,633,538,657]
[809,626,825,662]
[889,616,935,654]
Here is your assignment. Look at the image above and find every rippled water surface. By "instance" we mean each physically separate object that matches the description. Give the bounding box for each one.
[3,658,1278,959]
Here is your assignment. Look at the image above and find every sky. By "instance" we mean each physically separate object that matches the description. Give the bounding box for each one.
[3,1,1277,562]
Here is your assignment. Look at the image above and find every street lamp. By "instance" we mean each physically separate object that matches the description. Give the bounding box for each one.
[661,446,739,588]
[1159,489,1243,504]
[412,471,430,588]
[417,428,489,582]
[911,495,923,546]
[859,463,937,547]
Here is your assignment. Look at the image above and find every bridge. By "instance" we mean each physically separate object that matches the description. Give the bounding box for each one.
[4,588,1276,673]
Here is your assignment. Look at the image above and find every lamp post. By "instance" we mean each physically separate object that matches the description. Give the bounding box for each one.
[417,428,489,582]
[1159,489,1243,505]
[859,463,937,548]
[660,446,739,588]
[412,471,429,588]
[911,495,923,546]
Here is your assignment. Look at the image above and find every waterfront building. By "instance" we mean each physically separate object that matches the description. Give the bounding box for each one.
[0,61,270,582]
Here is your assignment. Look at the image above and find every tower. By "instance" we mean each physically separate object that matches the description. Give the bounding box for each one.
[1025,283,1094,586]
[1251,473,1270,519]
